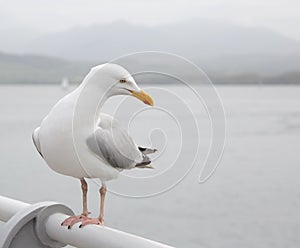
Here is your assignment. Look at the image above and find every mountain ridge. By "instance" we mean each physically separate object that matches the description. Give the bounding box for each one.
[0,51,299,84]
[24,19,300,61]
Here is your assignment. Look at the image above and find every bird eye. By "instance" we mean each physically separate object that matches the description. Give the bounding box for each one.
[119,79,126,83]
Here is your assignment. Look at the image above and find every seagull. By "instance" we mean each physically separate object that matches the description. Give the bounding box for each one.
[32,63,157,228]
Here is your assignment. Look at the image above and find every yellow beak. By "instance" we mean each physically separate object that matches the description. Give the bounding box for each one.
[131,90,154,106]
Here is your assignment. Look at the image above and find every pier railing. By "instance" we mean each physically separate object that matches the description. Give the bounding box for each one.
[0,195,174,248]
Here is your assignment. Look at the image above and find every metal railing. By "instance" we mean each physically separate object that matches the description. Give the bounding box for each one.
[0,195,174,248]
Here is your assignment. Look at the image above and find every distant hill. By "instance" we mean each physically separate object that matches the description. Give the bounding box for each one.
[25,20,300,61]
[0,52,93,84]
[11,20,298,77]
[198,53,300,76]
[0,51,299,84]
[1,19,300,81]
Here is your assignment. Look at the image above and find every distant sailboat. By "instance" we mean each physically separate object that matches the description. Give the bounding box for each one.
[61,77,69,90]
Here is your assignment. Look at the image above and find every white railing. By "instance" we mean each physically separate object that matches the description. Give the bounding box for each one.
[0,195,175,248]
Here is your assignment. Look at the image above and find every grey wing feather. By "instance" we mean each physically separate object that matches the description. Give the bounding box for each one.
[86,114,144,169]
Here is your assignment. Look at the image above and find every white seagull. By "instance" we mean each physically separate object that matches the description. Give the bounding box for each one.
[32,63,157,228]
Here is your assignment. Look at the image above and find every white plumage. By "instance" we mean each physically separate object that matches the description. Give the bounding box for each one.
[32,63,156,227]
[33,63,155,180]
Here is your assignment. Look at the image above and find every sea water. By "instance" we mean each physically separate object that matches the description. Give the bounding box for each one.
[0,85,299,248]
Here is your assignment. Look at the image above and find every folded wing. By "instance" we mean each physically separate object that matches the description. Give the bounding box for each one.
[86,114,156,170]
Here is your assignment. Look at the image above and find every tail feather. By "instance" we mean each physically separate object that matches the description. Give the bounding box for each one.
[136,146,157,169]
[135,161,154,169]
[138,147,158,155]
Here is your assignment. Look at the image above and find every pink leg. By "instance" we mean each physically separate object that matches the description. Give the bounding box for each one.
[79,184,107,228]
[61,178,91,228]
[99,184,106,224]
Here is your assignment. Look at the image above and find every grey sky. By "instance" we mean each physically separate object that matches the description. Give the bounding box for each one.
[0,0,300,40]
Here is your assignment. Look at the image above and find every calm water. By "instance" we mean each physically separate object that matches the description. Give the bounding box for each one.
[0,85,300,248]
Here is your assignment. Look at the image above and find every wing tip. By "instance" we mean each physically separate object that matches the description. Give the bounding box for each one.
[138,147,158,154]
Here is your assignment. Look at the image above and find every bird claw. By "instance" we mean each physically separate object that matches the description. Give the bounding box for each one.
[79,218,104,228]
[61,215,103,229]
[61,213,91,229]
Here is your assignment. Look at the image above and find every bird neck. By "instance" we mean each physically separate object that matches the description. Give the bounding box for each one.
[72,81,110,131]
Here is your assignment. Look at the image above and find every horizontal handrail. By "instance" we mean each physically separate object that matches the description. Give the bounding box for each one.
[0,195,174,248]
[0,196,30,222]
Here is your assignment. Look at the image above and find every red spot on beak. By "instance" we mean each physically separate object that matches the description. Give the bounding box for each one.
[143,100,151,105]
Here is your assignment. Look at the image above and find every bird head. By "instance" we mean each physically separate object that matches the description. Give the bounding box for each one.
[87,63,154,106]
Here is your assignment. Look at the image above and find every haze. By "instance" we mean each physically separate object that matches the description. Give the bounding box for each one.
[1,0,300,84]
[0,0,299,40]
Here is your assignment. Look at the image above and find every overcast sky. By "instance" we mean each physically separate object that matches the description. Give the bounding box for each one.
[0,0,300,40]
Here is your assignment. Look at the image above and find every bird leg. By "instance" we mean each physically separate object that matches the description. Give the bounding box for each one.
[80,178,90,216]
[61,178,91,228]
[78,184,106,228]
[99,184,106,224]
